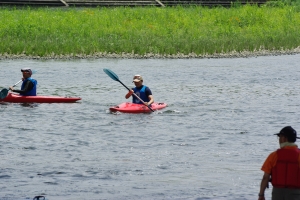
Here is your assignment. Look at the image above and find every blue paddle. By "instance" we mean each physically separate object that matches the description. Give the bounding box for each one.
[0,80,22,99]
[0,70,37,99]
[103,68,154,112]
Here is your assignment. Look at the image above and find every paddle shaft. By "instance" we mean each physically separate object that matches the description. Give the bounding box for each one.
[12,80,23,87]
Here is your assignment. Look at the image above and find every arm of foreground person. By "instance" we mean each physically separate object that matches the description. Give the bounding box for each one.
[258,172,270,200]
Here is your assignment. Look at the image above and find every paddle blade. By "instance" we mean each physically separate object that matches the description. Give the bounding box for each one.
[103,68,119,81]
[0,88,9,99]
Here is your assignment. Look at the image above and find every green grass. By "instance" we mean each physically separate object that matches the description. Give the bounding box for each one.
[0,5,300,57]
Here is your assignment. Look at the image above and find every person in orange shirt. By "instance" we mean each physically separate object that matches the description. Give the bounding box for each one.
[258,126,300,200]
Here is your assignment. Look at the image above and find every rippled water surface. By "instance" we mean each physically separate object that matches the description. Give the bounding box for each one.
[1,55,300,200]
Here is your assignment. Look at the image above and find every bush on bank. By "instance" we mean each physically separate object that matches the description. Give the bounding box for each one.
[0,3,299,58]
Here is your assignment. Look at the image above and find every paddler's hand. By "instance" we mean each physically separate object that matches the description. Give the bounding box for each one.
[258,194,265,200]
[125,90,134,99]
[129,90,134,95]
[9,86,14,91]
[143,102,149,106]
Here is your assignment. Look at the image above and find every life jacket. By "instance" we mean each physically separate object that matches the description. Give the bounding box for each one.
[21,77,37,96]
[271,148,300,188]
[132,85,148,104]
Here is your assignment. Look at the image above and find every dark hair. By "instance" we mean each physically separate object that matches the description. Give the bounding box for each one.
[286,135,296,143]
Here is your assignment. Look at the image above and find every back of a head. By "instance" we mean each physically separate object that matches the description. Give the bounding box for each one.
[279,126,298,143]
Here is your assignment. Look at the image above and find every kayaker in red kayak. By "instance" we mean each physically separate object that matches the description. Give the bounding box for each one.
[125,75,154,106]
[9,68,37,96]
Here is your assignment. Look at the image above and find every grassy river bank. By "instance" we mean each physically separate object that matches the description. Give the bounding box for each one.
[0,4,300,59]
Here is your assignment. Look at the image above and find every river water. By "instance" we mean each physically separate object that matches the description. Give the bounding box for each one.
[0,54,300,200]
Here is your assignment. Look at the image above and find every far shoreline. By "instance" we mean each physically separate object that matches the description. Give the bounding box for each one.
[1,47,299,60]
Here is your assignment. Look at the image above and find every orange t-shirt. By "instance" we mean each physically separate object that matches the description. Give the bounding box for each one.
[261,146,300,174]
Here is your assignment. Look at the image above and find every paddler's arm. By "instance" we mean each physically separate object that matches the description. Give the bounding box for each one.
[143,87,154,106]
[9,80,33,94]
[144,94,154,106]
[258,172,270,200]
[125,89,134,99]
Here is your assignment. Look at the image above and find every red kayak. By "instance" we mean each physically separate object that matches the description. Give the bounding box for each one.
[109,102,167,113]
[1,93,81,103]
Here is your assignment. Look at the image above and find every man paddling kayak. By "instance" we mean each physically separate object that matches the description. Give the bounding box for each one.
[125,75,154,106]
[9,68,37,96]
